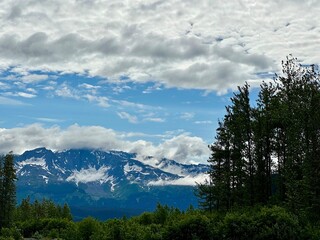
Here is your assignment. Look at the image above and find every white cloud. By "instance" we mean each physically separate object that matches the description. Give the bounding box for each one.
[0,0,318,93]
[34,117,63,123]
[148,174,208,186]
[180,112,195,120]
[2,91,36,98]
[20,74,49,83]
[113,100,159,111]
[155,134,210,164]
[79,83,101,94]
[53,82,111,107]
[0,82,11,90]
[55,83,80,99]
[194,120,212,124]
[79,83,100,90]
[0,124,210,164]
[117,111,138,124]
[66,166,110,185]
[0,96,27,105]
[144,117,165,123]
[16,92,36,98]
[84,94,109,108]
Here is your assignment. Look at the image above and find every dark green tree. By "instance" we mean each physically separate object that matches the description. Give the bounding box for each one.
[225,83,254,206]
[0,152,17,228]
[196,119,233,211]
[253,81,276,203]
[0,155,3,228]
[62,203,73,221]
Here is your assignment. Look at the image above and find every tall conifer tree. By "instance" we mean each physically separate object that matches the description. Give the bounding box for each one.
[0,152,16,228]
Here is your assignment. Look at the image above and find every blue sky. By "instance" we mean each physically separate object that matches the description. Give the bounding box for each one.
[0,70,227,142]
[0,0,319,164]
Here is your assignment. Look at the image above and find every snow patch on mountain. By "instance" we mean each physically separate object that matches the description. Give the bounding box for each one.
[66,166,110,185]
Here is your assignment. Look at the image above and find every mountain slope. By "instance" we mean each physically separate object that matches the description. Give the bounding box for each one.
[15,148,208,219]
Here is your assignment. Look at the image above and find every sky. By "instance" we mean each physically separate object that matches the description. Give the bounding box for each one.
[0,0,319,164]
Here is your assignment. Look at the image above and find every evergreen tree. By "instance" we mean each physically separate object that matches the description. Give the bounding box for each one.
[16,196,32,222]
[0,152,17,228]
[196,119,232,211]
[253,81,276,203]
[0,155,3,227]
[225,83,254,206]
[62,203,73,220]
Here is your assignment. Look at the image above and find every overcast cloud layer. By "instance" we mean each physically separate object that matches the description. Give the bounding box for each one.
[0,0,319,93]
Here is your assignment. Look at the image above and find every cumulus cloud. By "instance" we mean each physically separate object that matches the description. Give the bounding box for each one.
[155,134,210,164]
[0,0,318,93]
[0,124,210,164]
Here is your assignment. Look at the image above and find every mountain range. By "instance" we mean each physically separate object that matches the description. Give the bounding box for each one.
[14,148,208,220]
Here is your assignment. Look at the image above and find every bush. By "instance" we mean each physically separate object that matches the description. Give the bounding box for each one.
[254,206,300,239]
[163,213,211,240]
[78,217,101,240]
[216,206,302,240]
[137,212,154,225]
[17,218,76,239]
[301,223,320,240]
[217,211,256,240]
[0,227,23,240]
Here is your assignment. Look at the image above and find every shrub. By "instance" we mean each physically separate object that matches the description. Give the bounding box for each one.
[0,227,23,240]
[216,206,302,240]
[163,213,211,240]
[78,217,101,240]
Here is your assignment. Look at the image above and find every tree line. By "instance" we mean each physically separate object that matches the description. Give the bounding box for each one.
[197,56,320,221]
[1,204,316,240]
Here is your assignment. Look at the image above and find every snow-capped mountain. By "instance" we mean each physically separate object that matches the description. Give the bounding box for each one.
[16,148,183,189]
[14,148,209,219]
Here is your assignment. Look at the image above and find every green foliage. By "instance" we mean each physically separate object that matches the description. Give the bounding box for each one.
[213,206,301,240]
[0,227,23,240]
[163,213,211,240]
[78,217,101,240]
[17,218,76,239]
[301,223,320,240]
[15,197,72,222]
